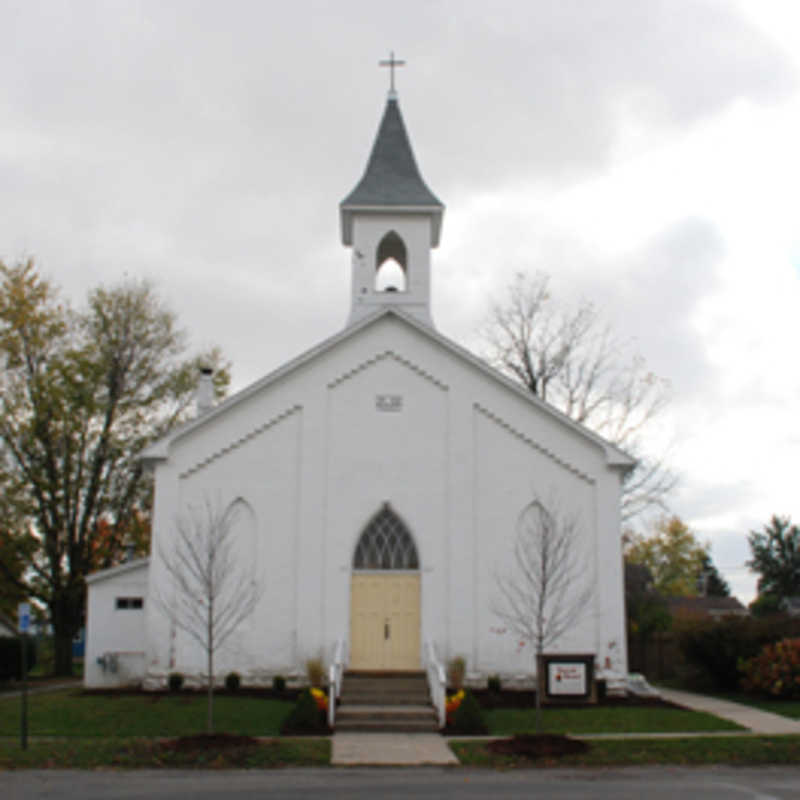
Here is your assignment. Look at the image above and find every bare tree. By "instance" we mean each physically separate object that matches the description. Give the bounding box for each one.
[493,497,594,731]
[157,497,262,734]
[483,271,676,521]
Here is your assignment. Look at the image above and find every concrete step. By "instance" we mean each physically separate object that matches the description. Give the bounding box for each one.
[335,704,439,733]
[337,704,435,719]
[335,671,438,732]
[342,678,428,697]
[334,718,440,733]
[344,670,427,678]
[340,692,431,706]
[343,672,426,684]
[342,681,429,694]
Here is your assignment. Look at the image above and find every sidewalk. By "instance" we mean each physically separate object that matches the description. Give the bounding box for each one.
[658,687,800,735]
[332,732,458,765]
[0,678,81,698]
[331,689,800,765]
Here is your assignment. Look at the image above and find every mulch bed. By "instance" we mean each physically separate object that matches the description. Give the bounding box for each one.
[487,733,589,759]
[81,687,300,701]
[470,688,681,710]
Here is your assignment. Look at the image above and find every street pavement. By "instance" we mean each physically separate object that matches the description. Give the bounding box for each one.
[7,766,800,799]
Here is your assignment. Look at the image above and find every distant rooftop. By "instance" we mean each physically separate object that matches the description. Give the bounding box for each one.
[668,595,747,618]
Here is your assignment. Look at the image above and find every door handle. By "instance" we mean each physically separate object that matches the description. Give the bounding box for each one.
[384,620,390,640]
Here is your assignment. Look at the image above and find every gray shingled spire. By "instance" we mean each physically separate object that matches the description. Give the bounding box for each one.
[341,96,442,209]
[340,94,444,247]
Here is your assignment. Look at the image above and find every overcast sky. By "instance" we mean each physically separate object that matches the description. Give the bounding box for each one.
[2,0,798,602]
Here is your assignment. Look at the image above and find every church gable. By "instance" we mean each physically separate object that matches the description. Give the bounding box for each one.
[149,307,628,482]
[87,81,629,694]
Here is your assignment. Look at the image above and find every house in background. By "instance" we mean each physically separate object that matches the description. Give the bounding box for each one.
[667,595,748,622]
[85,86,634,692]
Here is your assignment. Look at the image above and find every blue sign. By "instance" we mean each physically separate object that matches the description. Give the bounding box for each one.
[18,602,30,634]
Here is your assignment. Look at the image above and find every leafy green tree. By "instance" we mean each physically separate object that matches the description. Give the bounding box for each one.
[625,516,707,597]
[749,593,782,618]
[698,552,730,597]
[747,515,800,612]
[625,561,671,639]
[0,259,229,675]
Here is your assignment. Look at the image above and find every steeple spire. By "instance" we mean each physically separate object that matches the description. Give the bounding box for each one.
[341,89,445,329]
[340,94,443,245]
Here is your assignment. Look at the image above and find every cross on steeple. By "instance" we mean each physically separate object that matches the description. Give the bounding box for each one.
[379,51,405,93]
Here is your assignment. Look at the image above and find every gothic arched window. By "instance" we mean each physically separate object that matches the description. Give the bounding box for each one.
[353,504,419,570]
[375,231,408,292]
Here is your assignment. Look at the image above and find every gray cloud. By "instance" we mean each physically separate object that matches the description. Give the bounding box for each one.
[0,5,793,384]
[607,217,725,397]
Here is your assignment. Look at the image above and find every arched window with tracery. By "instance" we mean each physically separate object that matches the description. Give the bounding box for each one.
[352,503,419,570]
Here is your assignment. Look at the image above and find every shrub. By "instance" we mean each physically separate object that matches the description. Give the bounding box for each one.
[310,687,328,711]
[678,616,800,692]
[272,674,286,693]
[280,689,329,734]
[487,674,501,693]
[447,655,466,690]
[0,637,37,680]
[167,672,184,692]
[448,689,488,735]
[225,671,241,692]
[305,657,325,688]
[446,688,465,724]
[741,638,800,698]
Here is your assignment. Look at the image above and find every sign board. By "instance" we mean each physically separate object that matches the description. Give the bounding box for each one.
[538,653,596,704]
[547,662,587,695]
[18,602,30,634]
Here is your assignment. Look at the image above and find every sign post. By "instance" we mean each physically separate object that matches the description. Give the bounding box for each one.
[18,602,30,750]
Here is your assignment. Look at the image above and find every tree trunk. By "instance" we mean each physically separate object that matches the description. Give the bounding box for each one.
[53,629,74,677]
[51,593,82,677]
[535,650,542,733]
[207,647,213,734]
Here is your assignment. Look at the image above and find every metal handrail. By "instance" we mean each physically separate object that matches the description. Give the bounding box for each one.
[423,640,447,728]
[327,638,347,728]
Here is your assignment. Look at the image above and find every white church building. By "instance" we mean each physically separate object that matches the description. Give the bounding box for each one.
[85,87,633,692]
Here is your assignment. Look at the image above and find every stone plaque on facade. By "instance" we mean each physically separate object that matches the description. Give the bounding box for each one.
[376,394,403,412]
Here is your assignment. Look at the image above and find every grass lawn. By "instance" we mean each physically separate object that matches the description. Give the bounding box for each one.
[0,690,294,737]
[0,737,330,769]
[451,735,800,768]
[485,706,742,735]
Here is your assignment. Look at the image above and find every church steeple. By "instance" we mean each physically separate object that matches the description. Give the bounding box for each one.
[341,88,445,327]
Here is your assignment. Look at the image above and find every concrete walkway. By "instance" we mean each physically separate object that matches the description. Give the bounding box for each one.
[332,689,800,766]
[659,687,800,734]
[0,679,81,698]
[332,732,458,765]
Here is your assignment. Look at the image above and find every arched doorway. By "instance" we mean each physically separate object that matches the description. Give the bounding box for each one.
[349,503,421,670]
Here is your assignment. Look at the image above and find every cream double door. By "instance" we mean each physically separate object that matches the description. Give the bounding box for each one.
[349,573,420,670]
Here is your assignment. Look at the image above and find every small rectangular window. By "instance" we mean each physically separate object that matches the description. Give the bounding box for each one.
[115,597,143,610]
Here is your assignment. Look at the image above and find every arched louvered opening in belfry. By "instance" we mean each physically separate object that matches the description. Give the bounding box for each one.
[352,503,419,570]
[374,231,407,292]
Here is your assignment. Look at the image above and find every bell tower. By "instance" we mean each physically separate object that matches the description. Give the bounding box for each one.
[340,67,444,328]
